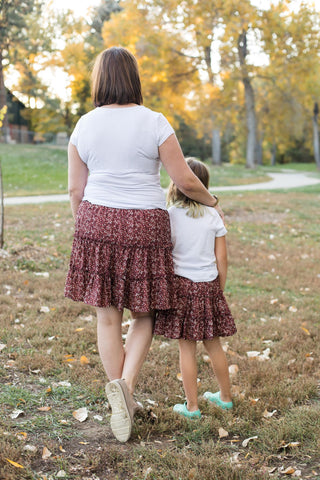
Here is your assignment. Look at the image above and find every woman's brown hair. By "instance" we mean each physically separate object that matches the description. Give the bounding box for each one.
[91,47,143,107]
[167,158,210,218]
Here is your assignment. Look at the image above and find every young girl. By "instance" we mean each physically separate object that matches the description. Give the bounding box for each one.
[154,158,236,419]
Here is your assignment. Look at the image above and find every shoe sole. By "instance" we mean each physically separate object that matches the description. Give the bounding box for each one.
[105,380,132,442]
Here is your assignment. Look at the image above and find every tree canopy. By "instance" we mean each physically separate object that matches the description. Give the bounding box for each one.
[1,0,320,166]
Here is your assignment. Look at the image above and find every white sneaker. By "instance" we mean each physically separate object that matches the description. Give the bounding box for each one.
[105,379,133,442]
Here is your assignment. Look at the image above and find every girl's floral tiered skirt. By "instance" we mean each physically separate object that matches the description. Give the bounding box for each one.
[154,276,237,341]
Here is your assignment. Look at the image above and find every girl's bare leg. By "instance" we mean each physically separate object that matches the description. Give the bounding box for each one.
[178,339,199,411]
[121,312,154,395]
[96,306,124,380]
[203,337,232,402]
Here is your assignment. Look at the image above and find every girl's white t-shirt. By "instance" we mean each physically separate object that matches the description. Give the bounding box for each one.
[70,105,174,209]
[168,205,227,282]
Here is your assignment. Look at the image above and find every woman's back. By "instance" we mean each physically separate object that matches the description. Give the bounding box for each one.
[70,105,174,209]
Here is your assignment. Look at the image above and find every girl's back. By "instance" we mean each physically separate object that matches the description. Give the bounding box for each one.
[168,205,227,283]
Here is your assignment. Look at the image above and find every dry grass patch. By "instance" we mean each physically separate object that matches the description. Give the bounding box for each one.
[0,190,320,479]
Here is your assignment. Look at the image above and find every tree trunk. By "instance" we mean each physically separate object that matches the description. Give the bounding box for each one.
[0,49,9,143]
[0,161,4,248]
[238,30,257,169]
[313,102,320,169]
[271,142,276,166]
[256,130,263,166]
[212,129,221,165]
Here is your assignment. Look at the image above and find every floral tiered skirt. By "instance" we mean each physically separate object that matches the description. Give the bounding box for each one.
[154,276,237,341]
[65,201,175,312]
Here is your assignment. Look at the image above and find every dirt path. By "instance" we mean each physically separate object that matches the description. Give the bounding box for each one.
[4,171,320,205]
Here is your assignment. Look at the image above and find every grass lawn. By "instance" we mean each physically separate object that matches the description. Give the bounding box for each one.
[2,143,319,197]
[0,187,319,479]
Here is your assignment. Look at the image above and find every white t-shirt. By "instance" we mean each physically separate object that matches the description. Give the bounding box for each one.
[70,105,174,209]
[168,205,227,282]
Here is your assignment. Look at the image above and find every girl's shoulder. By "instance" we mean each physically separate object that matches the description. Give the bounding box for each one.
[204,206,221,217]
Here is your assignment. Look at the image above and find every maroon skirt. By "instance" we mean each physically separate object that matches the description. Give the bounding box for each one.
[154,276,236,341]
[64,201,175,312]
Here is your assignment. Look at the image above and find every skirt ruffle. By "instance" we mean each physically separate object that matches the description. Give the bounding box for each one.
[65,201,175,311]
[154,276,236,341]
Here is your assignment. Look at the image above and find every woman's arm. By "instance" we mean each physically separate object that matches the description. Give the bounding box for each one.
[215,236,228,291]
[159,134,219,209]
[68,142,89,220]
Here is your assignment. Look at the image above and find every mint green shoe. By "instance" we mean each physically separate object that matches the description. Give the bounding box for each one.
[173,402,201,419]
[203,391,233,410]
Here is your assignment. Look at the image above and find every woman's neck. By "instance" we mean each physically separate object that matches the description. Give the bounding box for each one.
[100,103,138,109]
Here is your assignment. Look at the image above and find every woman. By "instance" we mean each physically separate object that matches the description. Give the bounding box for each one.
[65,46,221,443]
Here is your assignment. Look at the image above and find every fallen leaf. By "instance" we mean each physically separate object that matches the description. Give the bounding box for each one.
[56,471,66,478]
[5,458,24,468]
[40,306,50,313]
[59,446,66,452]
[42,447,52,460]
[188,467,197,479]
[177,372,183,381]
[79,314,94,322]
[24,445,37,452]
[80,355,90,365]
[249,397,260,405]
[288,306,297,313]
[263,409,277,418]
[10,409,24,419]
[34,272,49,278]
[283,467,295,475]
[38,406,51,412]
[54,381,71,388]
[242,436,258,447]
[0,343,6,351]
[72,407,88,422]
[218,427,229,438]
[143,467,152,478]
[246,351,260,358]
[270,298,278,304]
[230,452,241,464]
[146,399,158,406]
[228,364,239,375]
[16,432,27,439]
[259,348,271,361]
[279,441,301,449]
[64,357,77,363]
[300,326,311,336]
[269,467,277,473]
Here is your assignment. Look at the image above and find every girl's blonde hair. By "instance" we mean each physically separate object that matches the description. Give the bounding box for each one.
[167,157,210,218]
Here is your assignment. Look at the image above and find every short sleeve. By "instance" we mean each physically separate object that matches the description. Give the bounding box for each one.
[216,217,227,237]
[157,113,175,146]
[69,118,82,147]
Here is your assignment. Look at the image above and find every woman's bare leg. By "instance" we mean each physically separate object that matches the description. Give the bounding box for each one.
[178,339,199,411]
[121,312,154,395]
[203,337,232,402]
[96,306,124,380]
